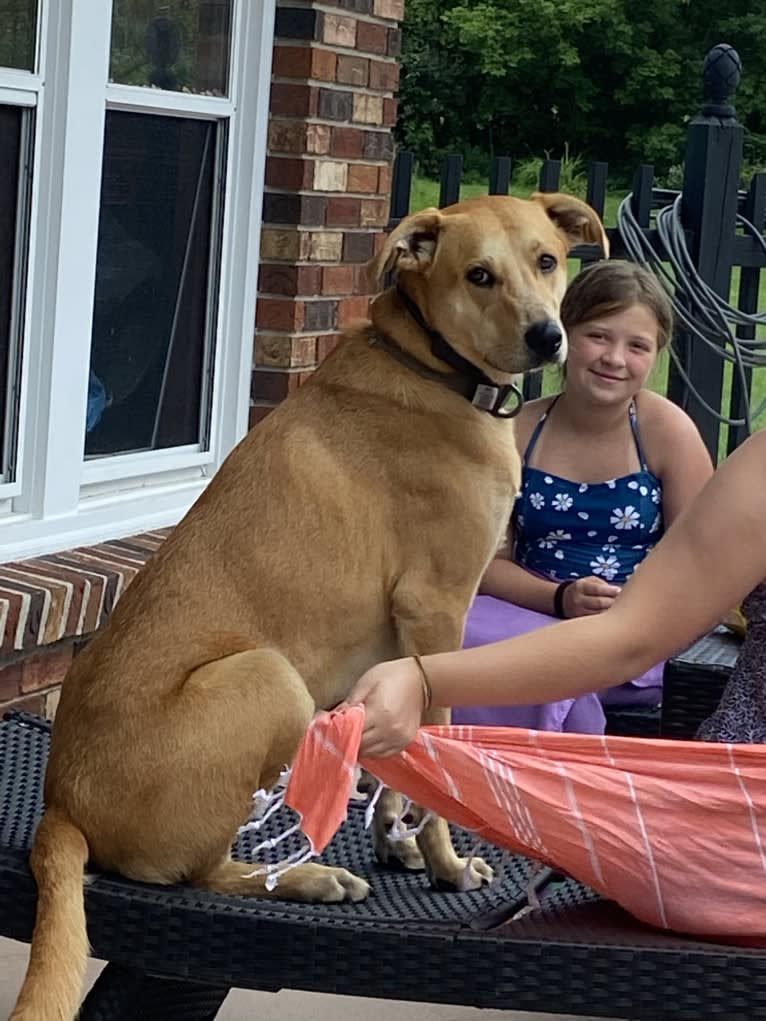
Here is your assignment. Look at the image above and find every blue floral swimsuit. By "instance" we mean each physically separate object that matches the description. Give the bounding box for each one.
[513,398,663,585]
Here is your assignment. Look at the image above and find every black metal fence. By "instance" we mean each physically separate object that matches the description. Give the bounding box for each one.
[387,44,766,462]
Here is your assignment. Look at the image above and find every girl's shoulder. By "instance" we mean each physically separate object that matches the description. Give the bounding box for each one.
[514,394,559,454]
[635,389,702,438]
[634,389,709,469]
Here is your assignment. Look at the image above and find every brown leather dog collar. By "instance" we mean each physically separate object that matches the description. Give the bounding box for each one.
[367,287,524,419]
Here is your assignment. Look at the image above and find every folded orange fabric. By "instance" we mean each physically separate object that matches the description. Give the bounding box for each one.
[284,705,766,946]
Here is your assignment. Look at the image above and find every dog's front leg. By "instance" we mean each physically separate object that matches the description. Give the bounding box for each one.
[409,700,494,891]
[367,784,427,873]
[380,591,494,891]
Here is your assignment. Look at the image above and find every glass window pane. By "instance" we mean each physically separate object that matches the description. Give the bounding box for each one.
[0,0,39,71]
[109,1,232,96]
[86,111,222,459]
[0,105,28,482]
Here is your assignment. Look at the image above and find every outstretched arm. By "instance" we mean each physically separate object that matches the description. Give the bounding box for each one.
[352,429,766,757]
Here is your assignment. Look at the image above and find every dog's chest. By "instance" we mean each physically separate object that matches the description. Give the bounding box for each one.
[467,423,519,515]
[473,462,518,554]
[424,429,519,558]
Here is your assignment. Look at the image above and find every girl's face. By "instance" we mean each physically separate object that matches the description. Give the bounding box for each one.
[565,302,660,405]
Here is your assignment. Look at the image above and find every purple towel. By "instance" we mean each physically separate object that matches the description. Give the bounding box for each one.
[451,595,664,734]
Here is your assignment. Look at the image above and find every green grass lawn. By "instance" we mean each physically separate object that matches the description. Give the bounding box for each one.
[410,176,623,226]
[409,176,766,462]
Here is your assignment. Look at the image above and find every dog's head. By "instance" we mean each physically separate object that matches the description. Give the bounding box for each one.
[368,192,608,375]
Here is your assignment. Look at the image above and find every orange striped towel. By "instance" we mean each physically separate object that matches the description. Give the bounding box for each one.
[285,705,766,947]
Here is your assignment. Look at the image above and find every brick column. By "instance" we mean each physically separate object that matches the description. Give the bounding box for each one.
[252,0,403,424]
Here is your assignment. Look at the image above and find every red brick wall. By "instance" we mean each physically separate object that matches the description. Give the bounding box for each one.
[252,0,404,426]
[0,640,81,719]
[0,531,170,719]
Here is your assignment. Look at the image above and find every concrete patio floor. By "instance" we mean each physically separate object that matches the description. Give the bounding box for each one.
[1,936,615,1021]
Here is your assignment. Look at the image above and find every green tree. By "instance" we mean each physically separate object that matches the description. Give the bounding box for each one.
[397,0,766,178]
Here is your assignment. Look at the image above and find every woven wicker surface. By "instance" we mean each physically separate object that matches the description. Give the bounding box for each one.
[662,627,740,739]
[605,705,661,738]
[2,711,765,1020]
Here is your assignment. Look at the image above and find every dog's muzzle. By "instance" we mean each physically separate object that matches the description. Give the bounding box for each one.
[524,320,563,364]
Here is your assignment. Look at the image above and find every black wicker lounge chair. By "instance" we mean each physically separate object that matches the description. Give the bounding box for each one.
[2,629,759,1021]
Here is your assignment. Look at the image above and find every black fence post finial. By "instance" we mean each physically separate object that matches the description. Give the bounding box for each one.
[670,44,744,460]
[701,43,742,119]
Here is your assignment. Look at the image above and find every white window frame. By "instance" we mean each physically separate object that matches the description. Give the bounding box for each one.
[0,0,276,561]
[0,68,40,505]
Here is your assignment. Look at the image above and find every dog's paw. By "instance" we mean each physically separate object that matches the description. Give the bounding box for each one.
[431,855,494,893]
[315,866,370,903]
[373,831,426,873]
[283,863,370,903]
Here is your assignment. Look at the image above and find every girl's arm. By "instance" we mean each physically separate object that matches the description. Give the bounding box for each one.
[642,392,714,526]
[352,429,766,757]
[479,513,620,617]
[480,557,620,617]
[478,527,561,614]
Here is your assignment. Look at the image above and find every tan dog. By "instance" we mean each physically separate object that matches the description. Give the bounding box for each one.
[10,192,606,1021]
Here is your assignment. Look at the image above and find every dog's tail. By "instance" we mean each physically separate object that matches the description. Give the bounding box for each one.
[10,809,90,1021]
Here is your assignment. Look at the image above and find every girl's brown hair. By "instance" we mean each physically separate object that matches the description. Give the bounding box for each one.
[560,259,673,351]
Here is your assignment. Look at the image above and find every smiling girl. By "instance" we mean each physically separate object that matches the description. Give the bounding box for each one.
[453,259,713,733]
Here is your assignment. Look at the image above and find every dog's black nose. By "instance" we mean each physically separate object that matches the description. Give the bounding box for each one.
[524,320,563,361]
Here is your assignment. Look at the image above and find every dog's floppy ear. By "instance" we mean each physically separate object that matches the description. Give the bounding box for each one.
[366,207,445,286]
[531,192,610,258]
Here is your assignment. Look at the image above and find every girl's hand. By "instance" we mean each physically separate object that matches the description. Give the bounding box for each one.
[347,657,424,758]
[563,575,621,617]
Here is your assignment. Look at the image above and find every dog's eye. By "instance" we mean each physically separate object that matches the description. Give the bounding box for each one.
[466,266,495,287]
[538,254,558,273]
